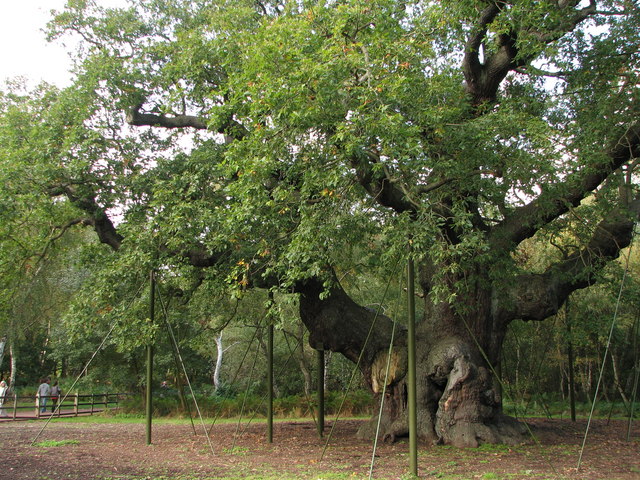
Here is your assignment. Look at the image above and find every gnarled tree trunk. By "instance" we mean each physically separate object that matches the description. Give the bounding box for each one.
[297,275,526,447]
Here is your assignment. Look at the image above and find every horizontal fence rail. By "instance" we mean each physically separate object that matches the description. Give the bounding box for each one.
[0,393,129,421]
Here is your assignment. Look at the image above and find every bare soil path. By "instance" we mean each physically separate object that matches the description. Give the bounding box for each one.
[0,418,638,479]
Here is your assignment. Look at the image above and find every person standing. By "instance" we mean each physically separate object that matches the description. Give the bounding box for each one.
[37,378,50,413]
[50,381,61,413]
[50,380,62,413]
[0,380,8,417]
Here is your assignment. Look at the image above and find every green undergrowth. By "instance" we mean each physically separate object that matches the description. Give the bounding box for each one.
[503,398,638,420]
[116,390,373,419]
[73,390,639,422]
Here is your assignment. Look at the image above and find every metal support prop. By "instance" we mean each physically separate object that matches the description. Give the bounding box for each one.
[407,256,418,476]
[146,270,155,445]
[627,315,640,441]
[317,345,325,437]
[267,323,274,443]
[567,324,577,421]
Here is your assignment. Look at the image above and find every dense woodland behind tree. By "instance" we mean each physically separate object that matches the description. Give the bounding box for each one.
[0,0,639,447]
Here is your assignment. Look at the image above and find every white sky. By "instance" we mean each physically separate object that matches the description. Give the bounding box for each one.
[0,1,127,88]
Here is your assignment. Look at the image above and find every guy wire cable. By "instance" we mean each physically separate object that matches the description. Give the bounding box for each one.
[31,281,147,445]
[207,325,260,436]
[316,178,406,460]
[232,323,263,450]
[578,230,635,470]
[156,283,216,456]
[156,286,197,435]
[626,311,640,441]
[281,327,319,430]
[237,332,302,437]
[458,311,560,477]
[368,269,403,480]
[516,323,555,419]
[320,253,403,462]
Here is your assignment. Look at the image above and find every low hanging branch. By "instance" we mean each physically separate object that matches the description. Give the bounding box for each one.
[126,103,248,141]
[126,103,208,130]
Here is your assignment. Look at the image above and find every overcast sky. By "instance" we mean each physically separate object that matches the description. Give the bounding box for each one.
[0,1,127,88]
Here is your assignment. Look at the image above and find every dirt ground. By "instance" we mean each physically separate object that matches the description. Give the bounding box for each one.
[1,418,638,480]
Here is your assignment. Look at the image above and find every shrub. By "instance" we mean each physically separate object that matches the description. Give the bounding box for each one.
[117,390,374,418]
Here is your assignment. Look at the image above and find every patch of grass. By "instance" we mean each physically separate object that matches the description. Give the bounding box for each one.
[222,446,250,455]
[481,473,499,480]
[49,412,364,426]
[49,413,237,425]
[398,474,421,480]
[33,439,80,448]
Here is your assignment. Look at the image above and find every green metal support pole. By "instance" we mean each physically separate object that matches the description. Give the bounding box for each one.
[146,270,155,446]
[317,345,325,437]
[407,256,418,477]
[567,326,577,422]
[267,323,274,443]
[627,315,640,441]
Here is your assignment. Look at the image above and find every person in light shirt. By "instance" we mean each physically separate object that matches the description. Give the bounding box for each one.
[0,380,8,417]
[37,377,50,413]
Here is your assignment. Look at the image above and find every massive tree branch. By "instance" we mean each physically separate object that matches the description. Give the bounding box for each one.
[463,1,596,105]
[497,199,640,324]
[127,106,208,130]
[463,3,515,105]
[48,184,124,250]
[350,149,417,214]
[534,1,597,44]
[489,123,640,252]
[48,182,229,269]
[296,276,406,383]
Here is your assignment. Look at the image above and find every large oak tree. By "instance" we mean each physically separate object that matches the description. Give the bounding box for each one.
[2,0,639,447]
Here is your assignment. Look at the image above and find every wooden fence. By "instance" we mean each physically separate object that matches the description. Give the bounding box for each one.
[0,393,127,420]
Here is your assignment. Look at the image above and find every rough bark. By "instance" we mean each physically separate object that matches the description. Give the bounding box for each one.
[296,277,406,372]
[296,275,529,447]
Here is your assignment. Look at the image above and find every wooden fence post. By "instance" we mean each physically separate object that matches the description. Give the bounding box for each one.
[12,393,17,419]
[74,394,79,416]
[35,394,40,418]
